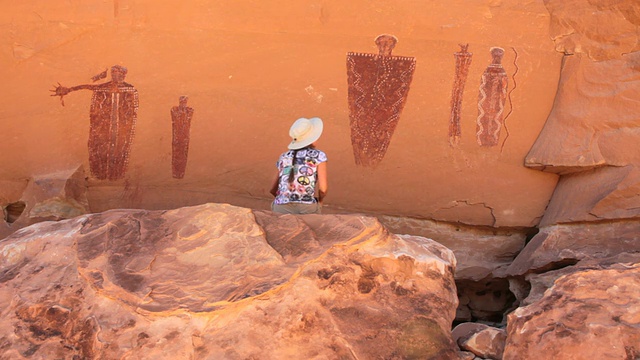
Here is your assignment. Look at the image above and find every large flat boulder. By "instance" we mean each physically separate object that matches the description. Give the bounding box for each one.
[0,203,463,359]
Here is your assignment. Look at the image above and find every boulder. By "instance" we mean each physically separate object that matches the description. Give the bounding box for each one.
[379,215,523,324]
[0,203,464,359]
[378,215,526,281]
[453,322,506,360]
[0,166,88,240]
[501,220,640,278]
[503,253,640,360]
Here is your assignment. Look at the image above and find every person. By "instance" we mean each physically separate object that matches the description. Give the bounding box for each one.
[270,117,328,214]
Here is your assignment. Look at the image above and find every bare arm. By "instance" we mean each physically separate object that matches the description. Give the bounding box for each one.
[316,162,327,203]
[50,83,101,106]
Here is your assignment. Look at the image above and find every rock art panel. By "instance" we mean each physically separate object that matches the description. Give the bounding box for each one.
[51,65,138,181]
[449,44,473,147]
[347,34,416,166]
[171,96,194,179]
[476,47,508,147]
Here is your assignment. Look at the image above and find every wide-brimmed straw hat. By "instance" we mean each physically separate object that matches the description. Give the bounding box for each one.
[288,117,323,149]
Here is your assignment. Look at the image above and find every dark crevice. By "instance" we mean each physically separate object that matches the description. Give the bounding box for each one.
[454,277,516,328]
[4,201,26,223]
[529,258,580,275]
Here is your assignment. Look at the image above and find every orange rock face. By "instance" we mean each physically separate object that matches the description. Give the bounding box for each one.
[525,0,640,225]
[0,203,462,359]
[0,1,562,227]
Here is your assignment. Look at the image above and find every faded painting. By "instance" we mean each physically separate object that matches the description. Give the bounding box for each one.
[449,44,473,147]
[171,96,194,179]
[51,65,138,180]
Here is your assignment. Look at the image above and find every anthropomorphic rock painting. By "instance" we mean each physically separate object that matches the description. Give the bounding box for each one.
[476,47,508,147]
[347,34,416,166]
[449,44,473,147]
[171,96,194,179]
[51,65,138,181]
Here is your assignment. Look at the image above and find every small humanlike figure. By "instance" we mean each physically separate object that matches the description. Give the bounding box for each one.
[171,96,194,179]
[449,44,473,147]
[51,65,138,180]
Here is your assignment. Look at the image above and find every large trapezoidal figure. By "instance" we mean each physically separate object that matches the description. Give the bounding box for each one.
[347,34,416,167]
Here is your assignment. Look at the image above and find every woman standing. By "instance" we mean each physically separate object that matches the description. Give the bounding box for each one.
[270,117,327,214]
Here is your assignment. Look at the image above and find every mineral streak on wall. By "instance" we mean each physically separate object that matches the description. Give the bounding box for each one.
[0,1,562,228]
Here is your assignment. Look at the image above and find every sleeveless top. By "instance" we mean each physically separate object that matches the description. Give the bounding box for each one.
[273,147,327,205]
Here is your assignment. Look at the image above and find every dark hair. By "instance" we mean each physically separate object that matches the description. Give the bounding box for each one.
[287,149,299,185]
[287,145,314,185]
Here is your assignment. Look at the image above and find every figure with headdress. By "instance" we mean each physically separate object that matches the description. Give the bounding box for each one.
[346,34,416,166]
[51,65,138,180]
[476,48,508,147]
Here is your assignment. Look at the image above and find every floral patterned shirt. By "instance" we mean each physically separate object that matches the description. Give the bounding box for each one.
[274,147,327,205]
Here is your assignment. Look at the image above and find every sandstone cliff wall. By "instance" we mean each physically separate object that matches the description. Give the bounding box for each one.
[0,1,561,227]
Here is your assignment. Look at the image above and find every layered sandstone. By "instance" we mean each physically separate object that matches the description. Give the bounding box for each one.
[0,203,462,359]
[525,0,640,226]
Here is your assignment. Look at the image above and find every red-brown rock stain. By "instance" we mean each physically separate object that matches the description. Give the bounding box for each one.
[14,303,97,359]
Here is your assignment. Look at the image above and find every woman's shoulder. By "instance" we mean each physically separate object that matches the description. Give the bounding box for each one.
[306,148,327,162]
[279,149,294,158]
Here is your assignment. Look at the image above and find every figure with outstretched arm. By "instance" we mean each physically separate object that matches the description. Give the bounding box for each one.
[50,65,138,181]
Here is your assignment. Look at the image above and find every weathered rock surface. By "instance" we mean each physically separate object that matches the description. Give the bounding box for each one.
[378,215,526,281]
[501,220,640,278]
[503,253,640,360]
[379,215,522,324]
[0,166,89,240]
[453,323,506,360]
[526,0,640,226]
[0,203,463,359]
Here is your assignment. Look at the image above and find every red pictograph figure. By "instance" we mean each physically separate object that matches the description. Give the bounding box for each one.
[449,44,473,147]
[51,65,138,180]
[171,96,194,179]
[347,34,416,167]
[476,47,508,147]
